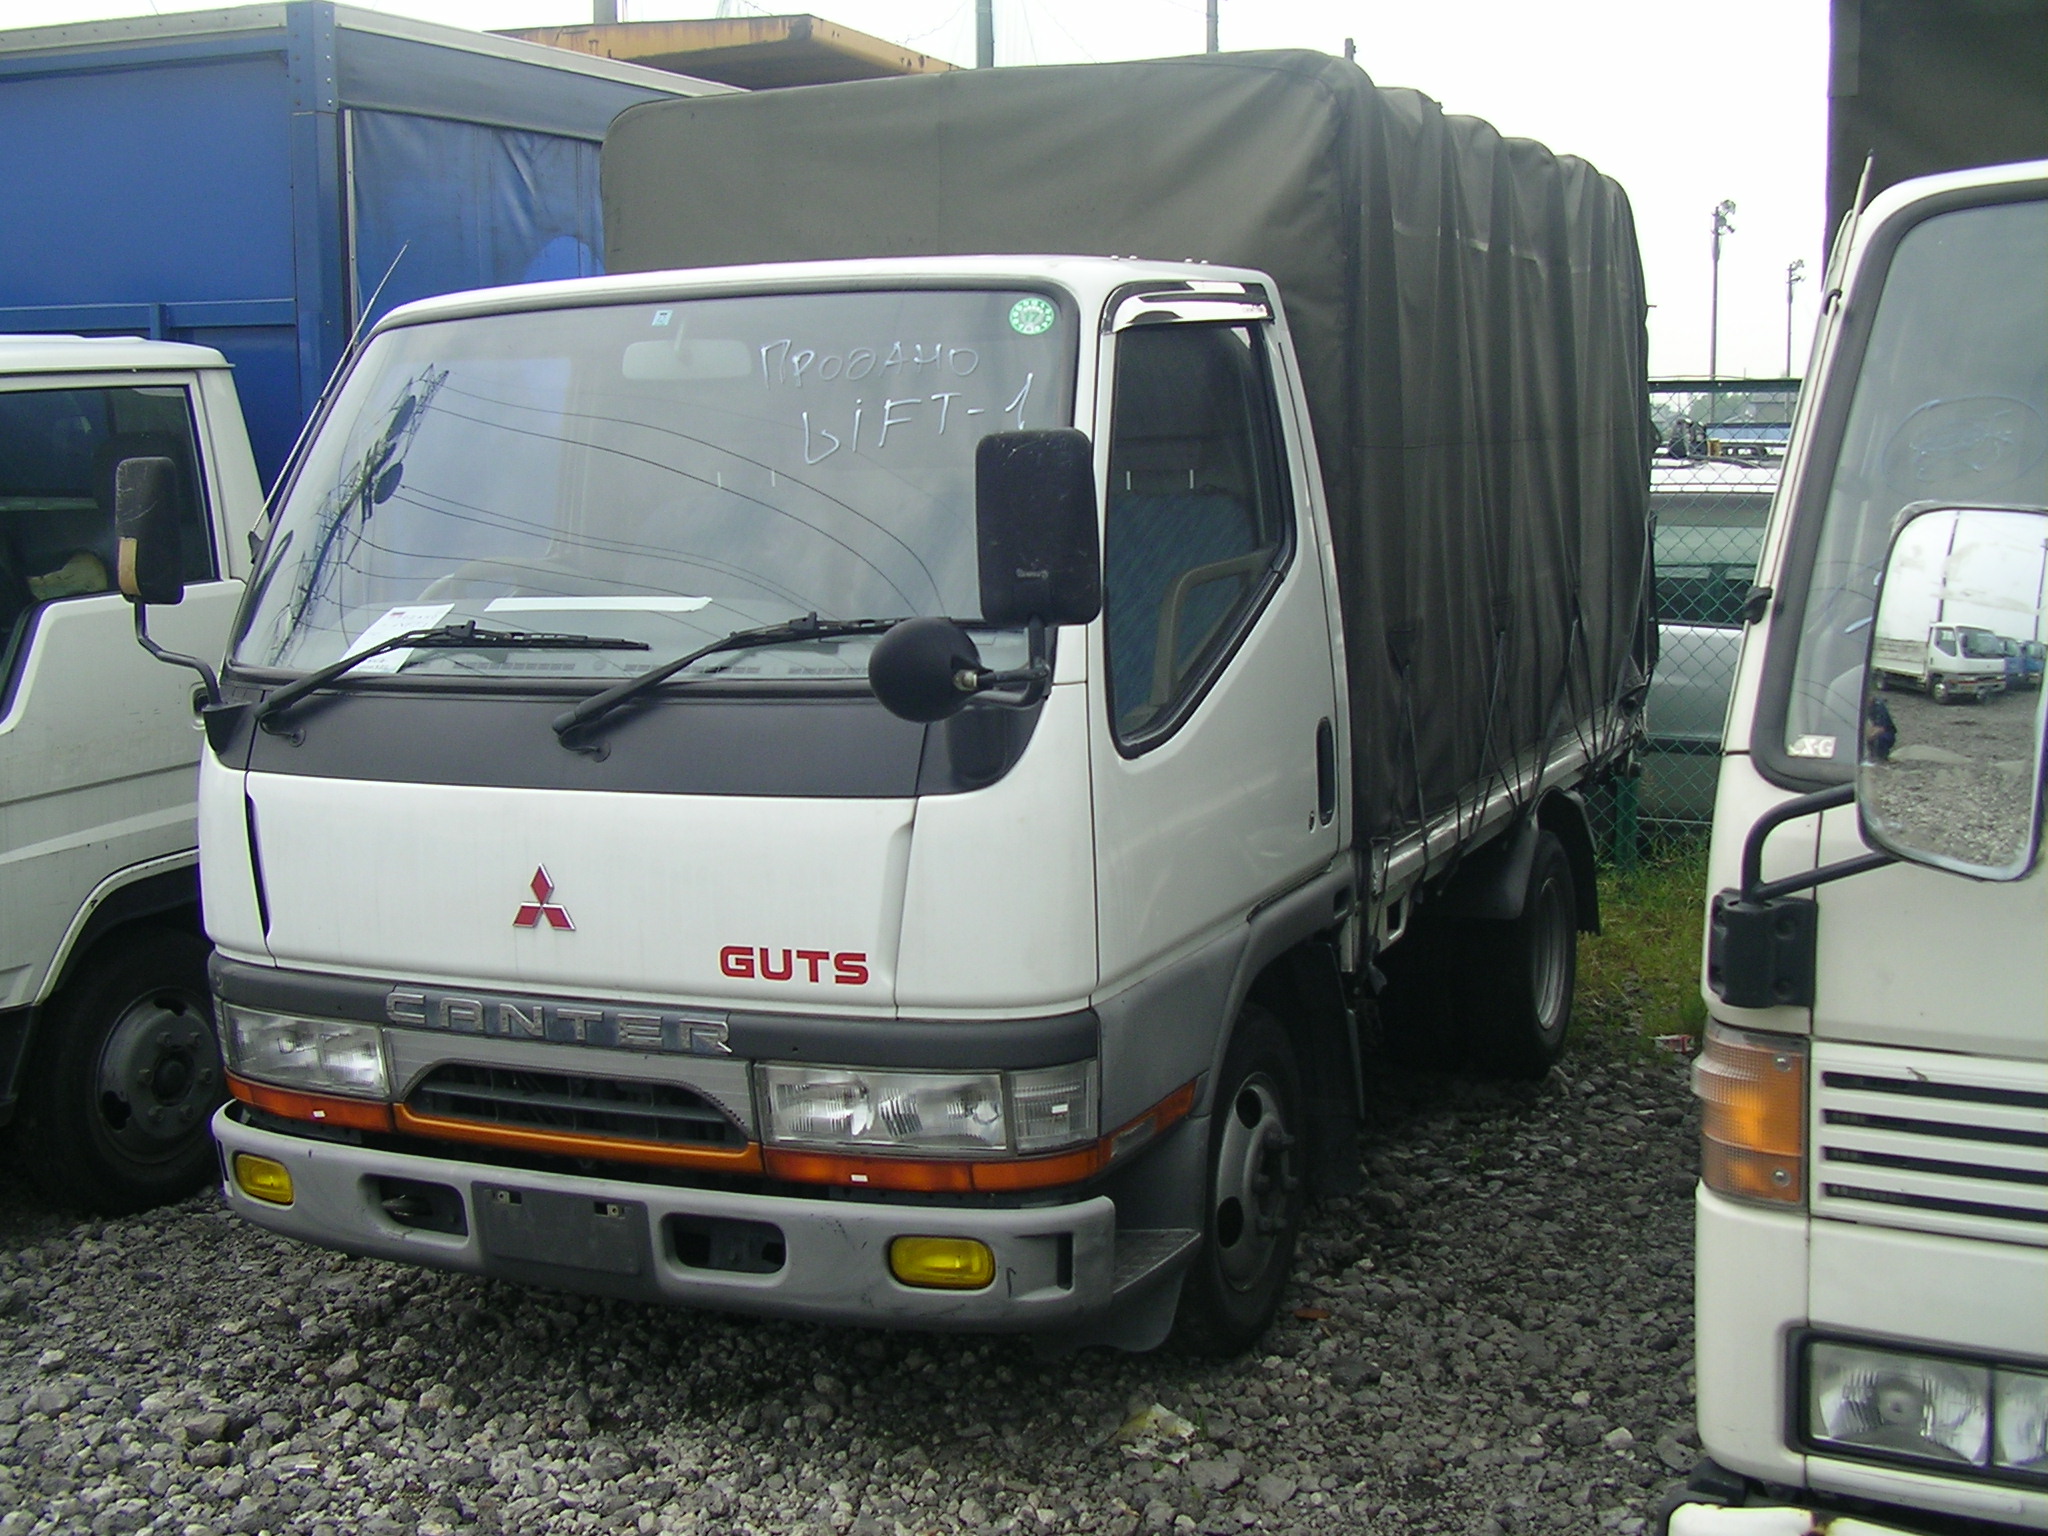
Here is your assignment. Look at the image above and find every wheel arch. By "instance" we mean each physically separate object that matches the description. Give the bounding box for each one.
[45,859,203,1002]
[1212,861,1361,1199]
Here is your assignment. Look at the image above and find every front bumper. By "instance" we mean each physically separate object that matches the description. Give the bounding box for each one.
[1667,1503,1939,1535]
[214,1105,1195,1331]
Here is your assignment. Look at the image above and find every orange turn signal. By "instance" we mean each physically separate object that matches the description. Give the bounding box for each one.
[1694,1023,1806,1205]
[228,1074,395,1133]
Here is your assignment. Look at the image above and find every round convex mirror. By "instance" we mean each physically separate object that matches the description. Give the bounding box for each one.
[1859,504,2048,879]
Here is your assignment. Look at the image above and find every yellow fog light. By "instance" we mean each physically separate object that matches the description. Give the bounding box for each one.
[232,1152,294,1206]
[889,1235,995,1290]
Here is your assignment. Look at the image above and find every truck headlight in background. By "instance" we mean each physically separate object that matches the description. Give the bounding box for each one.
[758,1060,1098,1156]
[222,1004,389,1099]
[1694,1021,1805,1205]
[1805,1338,2048,1482]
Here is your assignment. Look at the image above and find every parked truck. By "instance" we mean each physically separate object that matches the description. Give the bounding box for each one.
[1871,624,2008,703]
[1,336,263,1210]
[124,52,1652,1351]
[1666,159,2047,1532]
[0,2,714,487]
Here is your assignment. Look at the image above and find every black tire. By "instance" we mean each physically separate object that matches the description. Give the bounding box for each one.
[1932,677,1952,704]
[1455,831,1578,1080]
[1172,1005,1305,1357]
[11,928,223,1214]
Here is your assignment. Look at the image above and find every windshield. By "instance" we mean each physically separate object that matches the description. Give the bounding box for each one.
[1958,626,2006,660]
[1780,198,2047,765]
[234,288,1076,682]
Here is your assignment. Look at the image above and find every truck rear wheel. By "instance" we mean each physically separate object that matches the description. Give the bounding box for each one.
[12,928,223,1214]
[1172,1005,1305,1357]
[1456,831,1577,1080]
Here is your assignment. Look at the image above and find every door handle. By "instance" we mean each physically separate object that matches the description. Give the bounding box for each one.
[1315,717,1336,825]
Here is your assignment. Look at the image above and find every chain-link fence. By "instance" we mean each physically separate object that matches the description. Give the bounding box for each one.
[1587,379,1800,865]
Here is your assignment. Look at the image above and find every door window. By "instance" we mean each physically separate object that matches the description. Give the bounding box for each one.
[0,384,214,669]
[1103,324,1290,746]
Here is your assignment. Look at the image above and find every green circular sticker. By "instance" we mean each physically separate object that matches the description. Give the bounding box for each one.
[1008,297,1057,336]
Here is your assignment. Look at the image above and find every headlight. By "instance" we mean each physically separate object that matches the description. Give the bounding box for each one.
[757,1060,1097,1155]
[223,1004,389,1099]
[1993,1368,2048,1474]
[1010,1060,1099,1151]
[1808,1340,1990,1467]
[1805,1338,2048,1481]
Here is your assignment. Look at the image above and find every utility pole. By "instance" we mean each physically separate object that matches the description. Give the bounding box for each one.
[1708,199,1736,426]
[1207,0,1219,53]
[976,0,993,67]
[1784,258,1806,377]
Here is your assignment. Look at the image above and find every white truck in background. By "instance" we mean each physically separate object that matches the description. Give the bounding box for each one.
[0,336,259,1210]
[1872,625,2008,704]
[1666,160,2048,1533]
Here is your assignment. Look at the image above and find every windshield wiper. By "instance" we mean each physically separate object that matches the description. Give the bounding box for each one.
[255,620,650,726]
[551,612,904,745]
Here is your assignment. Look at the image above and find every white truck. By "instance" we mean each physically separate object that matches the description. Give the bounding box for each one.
[120,53,1654,1352]
[0,335,260,1210]
[1871,624,2008,703]
[1667,160,2047,1531]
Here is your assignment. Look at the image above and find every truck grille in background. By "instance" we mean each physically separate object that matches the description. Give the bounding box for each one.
[407,1064,747,1150]
[1812,1042,2048,1247]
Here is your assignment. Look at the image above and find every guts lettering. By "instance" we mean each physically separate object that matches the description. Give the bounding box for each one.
[720,947,869,985]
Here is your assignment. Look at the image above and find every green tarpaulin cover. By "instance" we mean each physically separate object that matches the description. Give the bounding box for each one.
[603,50,1652,841]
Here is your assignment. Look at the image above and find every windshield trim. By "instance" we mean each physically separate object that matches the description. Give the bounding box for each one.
[1752,177,2048,792]
[231,280,1084,683]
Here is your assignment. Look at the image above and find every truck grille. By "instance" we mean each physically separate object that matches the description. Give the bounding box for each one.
[1811,1042,2048,1247]
[407,1064,747,1150]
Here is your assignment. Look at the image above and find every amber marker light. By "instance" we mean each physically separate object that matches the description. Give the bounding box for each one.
[1694,1022,1807,1205]
[231,1152,295,1205]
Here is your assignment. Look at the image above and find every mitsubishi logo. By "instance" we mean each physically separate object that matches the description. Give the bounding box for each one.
[513,867,574,930]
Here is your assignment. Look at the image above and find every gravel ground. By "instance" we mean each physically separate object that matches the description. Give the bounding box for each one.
[0,1032,1700,1536]
[1868,687,2039,868]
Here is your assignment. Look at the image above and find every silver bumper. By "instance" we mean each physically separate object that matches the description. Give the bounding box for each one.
[214,1106,1180,1330]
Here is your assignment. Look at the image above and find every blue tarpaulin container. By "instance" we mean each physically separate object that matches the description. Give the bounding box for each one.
[0,2,719,485]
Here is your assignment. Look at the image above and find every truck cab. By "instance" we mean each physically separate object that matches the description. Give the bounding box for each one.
[0,335,261,1209]
[1670,162,2047,1533]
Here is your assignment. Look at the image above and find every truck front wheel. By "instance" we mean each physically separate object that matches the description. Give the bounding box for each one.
[1173,1005,1305,1356]
[12,928,222,1214]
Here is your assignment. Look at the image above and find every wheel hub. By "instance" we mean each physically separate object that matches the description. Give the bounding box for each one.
[1211,1074,1296,1291]
[95,992,218,1159]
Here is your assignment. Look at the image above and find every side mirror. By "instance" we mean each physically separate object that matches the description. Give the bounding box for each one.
[114,456,185,606]
[976,430,1101,626]
[1859,504,2048,879]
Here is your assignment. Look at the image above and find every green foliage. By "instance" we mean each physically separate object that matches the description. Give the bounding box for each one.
[1577,841,1712,1052]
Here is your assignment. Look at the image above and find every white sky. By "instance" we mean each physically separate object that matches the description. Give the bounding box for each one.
[11,0,1832,380]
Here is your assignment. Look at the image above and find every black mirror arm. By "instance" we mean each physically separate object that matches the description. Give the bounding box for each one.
[132,602,222,708]
[963,617,1052,707]
[1734,781,1897,903]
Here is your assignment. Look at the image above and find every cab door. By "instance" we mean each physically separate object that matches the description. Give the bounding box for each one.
[1088,296,1344,998]
[0,376,239,1008]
